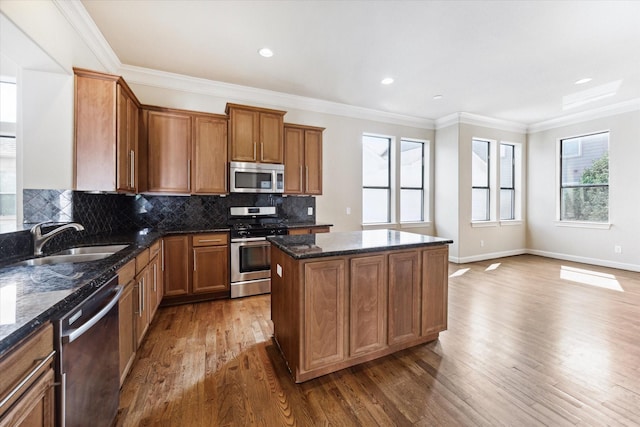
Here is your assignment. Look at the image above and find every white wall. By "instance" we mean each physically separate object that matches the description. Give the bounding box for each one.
[434,124,460,257]
[527,110,640,271]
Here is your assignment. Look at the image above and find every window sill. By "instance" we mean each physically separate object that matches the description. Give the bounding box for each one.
[361,223,395,230]
[471,221,498,228]
[499,220,523,226]
[553,221,612,230]
[400,221,432,229]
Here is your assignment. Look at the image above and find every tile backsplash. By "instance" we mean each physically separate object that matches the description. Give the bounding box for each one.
[0,189,316,262]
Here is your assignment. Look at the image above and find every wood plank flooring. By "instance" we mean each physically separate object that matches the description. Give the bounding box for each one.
[115,255,640,426]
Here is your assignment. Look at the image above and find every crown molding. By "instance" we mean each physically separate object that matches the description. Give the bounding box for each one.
[435,112,527,133]
[528,98,640,133]
[53,0,121,73]
[120,64,434,129]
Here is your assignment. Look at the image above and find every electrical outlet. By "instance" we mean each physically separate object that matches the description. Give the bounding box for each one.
[614,245,622,254]
[307,207,313,216]
[480,240,485,247]
[346,207,351,215]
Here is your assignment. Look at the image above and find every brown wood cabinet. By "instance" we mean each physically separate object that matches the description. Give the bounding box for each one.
[145,109,192,193]
[144,107,228,194]
[134,253,151,349]
[0,324,55,427]
[271,244,449,383]
[117,259,136,386]
[74,68,143,193]
[226,103,286,164]
[148,241,163,320]
[192,233,229,294]
[287,226,330,235]
[163,233,230,304]
[284,124,324,195]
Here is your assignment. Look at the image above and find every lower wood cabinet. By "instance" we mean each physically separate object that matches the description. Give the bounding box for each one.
[287,226,330,235]
[271,245,449,383]
[117,259,136,386]
[0,324,55,427]
[162,233,230,305]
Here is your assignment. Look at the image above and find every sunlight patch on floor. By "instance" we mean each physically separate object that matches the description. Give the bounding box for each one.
[560,265,624,292]
[450,268,470,278]
[485,263,501,271]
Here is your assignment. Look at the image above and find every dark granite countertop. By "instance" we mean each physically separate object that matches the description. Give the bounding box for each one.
[268,229,453,260]
[0,226,230,357]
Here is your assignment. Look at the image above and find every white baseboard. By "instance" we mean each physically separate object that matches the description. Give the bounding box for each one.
[449,248,640,272]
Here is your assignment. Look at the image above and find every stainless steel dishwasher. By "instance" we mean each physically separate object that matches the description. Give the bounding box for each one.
[54,275,122,427]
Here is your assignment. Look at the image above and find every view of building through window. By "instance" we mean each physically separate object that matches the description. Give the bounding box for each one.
[560,132,609,222]
[0,80,17,228]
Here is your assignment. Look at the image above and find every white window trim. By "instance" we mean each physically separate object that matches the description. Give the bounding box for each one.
[399,137,430,224]
[553,220,611,230]
[362,133,394,225]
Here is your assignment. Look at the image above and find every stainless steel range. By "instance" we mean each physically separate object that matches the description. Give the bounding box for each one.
[228,206,287,298]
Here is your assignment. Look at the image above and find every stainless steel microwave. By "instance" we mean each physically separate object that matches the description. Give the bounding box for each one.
[229,161,285,193]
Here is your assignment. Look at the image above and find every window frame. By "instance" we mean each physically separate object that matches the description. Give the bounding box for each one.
[399,138,426,223]
[362,134,392,224]
[471,139,491,222]
[499,143,515,221]
[558,131,610,224]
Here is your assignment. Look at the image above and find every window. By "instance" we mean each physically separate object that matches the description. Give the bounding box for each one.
[0,80,17,226]
[471,139,490,221]
[362,135,391,223]
[500,143,515,220]
[400,139,424,222]
[560,132,609,222]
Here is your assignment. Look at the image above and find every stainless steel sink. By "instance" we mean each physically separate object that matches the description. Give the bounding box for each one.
[53,244,129,255]
[13,244,129,266]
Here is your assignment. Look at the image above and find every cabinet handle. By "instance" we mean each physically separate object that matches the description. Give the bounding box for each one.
[0,350,55,411]
[134,282,141,315]
[253,142,257,161]
[197,239,222,244]
[260,142,264,161]
[306,166,309,190]
[193,249,197,271]
[161,240,165,272]
[299,166,303,189]
[130,150,135,188]
[187,160,191,191]
[153,264,157,292]
[141,276,145,315]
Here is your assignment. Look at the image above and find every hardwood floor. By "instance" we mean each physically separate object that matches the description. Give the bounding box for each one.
[116,255,640,426]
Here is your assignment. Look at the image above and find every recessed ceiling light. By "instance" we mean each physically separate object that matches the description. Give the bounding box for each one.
[575,78,592,85]
[433,95,443,100]
[258,48,273,58]
[381,77,394,85]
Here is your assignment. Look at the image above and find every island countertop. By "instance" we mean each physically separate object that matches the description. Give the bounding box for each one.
[268,229,453,259]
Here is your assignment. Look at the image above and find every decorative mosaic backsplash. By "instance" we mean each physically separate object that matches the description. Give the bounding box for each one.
[0,189,316,262]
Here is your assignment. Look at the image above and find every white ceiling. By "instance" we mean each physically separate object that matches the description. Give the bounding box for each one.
[80,0,640,125]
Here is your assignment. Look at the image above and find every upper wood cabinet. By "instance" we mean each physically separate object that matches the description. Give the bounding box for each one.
[74,68,142,193]
[144,107,227,194]
[226,103,286,164]
[284,124,324,195]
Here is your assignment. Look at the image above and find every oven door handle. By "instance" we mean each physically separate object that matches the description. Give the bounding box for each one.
[231,237,269,243]
[62,285,123,344]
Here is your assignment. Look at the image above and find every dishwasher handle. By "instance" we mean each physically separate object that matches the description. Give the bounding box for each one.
[62,285,123,344]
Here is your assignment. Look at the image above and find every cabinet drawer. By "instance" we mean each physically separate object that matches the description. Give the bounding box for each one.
[118,258,136,285]
[149,240,161,258]
[136,248,150,273]
[192,233,228,247]
[0,324,54,415]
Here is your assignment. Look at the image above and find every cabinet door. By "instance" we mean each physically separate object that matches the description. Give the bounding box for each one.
[192,246,229,294]
[349,255,387,356]
[388,251,421,345]
[147,110,191,193]
[163,236,190,297]
[74,74,117,191]
[134,267,150,349]
[0,369,55,427]
[116,86,138,193]
[193,116,227,194]
[303,259,346,371]
[421,247,449,336]
[259,112,284,163]
[148,255,162,320]
[118,280,135,386]
[229,108,259,162]
[304,129,323,195]
[284,126,304,194]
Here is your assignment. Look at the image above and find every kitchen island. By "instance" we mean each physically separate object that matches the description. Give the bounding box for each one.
[268,229,453,383]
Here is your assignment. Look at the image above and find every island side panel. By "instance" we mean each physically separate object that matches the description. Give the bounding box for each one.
[421,246,449,336]
[271,245,301,375]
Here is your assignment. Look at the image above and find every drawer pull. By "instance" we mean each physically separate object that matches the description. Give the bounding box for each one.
[0,350,55,411]
[197,239,223,244]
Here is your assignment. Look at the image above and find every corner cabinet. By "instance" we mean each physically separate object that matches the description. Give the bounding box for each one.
[74,68,142,193]
[226,103,286,164]
[143,107,228,195]
[284,124,324,195]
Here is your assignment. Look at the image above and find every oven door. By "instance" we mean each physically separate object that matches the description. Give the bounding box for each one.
[231,238,271,283]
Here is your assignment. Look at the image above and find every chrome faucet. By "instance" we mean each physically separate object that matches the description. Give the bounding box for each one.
[31,221,85,256]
